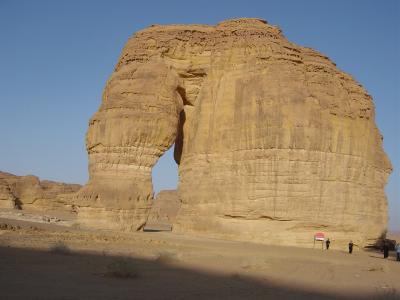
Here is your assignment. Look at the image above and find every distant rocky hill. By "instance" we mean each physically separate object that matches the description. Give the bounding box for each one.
[0,171,81,212]
[144,190,181,231]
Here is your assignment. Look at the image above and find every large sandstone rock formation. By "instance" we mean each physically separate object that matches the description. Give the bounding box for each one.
[76,18,391,247]
[0,171,81,212]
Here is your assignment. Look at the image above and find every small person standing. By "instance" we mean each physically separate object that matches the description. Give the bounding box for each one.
[396,243,400,261]
[348,240,354,254]
[326,238,331,250]
[383,241,390,259]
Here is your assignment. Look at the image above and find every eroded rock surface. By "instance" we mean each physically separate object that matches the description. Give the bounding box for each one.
[144,190,181,231]
[0,177,16,209]
[74,60,184,230]
[77,18,391,246]
[0,171,81,212]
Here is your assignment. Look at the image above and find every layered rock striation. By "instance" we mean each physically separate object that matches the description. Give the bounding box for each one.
[77,18,391,246]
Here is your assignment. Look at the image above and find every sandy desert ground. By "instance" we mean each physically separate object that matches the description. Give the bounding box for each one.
[0,210,399,300]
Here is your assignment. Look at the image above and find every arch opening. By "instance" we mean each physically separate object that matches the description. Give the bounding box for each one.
[151,144,179,197]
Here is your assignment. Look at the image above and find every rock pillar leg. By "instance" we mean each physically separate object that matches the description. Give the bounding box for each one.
[75,61,183,231]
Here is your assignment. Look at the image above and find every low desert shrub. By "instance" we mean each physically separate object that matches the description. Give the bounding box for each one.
[155,251,178,264]
[49,242,71,255]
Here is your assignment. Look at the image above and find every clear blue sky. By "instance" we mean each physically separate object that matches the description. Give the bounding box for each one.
[0,0,398,230]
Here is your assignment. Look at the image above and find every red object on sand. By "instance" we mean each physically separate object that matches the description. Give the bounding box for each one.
[314,232,325,241]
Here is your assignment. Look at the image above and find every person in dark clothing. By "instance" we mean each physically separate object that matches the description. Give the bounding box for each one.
[383,241,390,259]
[349,241,354,254]
[326,238,331,250]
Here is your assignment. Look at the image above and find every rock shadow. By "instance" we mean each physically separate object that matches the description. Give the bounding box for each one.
[0,245,398,300]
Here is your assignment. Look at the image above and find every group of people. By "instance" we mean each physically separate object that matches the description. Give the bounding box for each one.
[385,241,400,261]
[396,243,400,261]
[381,240,400,261]
[324,238,354,253]
[324,238,400,261]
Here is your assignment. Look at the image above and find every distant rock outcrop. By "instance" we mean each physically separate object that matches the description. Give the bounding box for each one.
[76,18,391,247]
[0,171,81,212]
[0,177,16,209]
[144,190,181,231]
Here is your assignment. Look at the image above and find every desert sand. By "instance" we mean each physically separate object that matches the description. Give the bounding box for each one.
[0,18,397,300]
[0,209,398,300]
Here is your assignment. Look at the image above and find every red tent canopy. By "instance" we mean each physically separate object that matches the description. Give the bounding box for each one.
[314,232,325,241]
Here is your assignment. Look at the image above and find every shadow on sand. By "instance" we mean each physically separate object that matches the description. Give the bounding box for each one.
[0,245,398,300]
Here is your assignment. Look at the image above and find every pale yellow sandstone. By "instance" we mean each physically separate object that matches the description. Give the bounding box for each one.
[74,61,184,230]
[77,18,391,247]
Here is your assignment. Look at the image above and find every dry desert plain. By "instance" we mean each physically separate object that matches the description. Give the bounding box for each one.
[0,209,399,300]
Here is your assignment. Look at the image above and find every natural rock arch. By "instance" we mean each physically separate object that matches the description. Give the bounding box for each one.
[75,18,391,247]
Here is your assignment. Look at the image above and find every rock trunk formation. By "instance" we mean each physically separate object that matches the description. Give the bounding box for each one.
[74,61,184,230]
[76,18,391,247]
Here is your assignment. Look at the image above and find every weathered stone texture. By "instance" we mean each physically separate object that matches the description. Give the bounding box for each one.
[74,60,184,230]
[144,190,181,231]
[0,177,16,209]
[0,171,81,212]
[78,18,391,246]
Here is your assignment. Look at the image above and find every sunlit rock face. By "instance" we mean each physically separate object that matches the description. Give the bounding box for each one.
[0,177,15,209]
[77,18,391,246]
[74,59,184,230]
[0,171,81,211]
